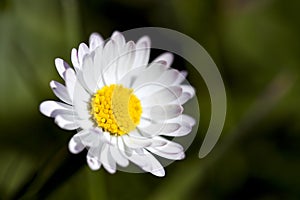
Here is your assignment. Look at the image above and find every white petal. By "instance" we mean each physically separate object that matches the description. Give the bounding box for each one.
[89,32,103,51]
[142,104,183,121]
[157,115,195,136]
[100,144,116,174]
[173,85,195,105]
[126,151,147,168]
[74,102,90,120]
[102,40,118,85]
[127,150,165,177]
[78,43,90,66]
[126,129,142,137]
[50,108,74,118]
[54,58,70,80]
[68,136,85,154]
[181,85,195,97]
[152,52,174,68]
[160,121,192,137]
[182,114,196,126]
[156,69,180,86]
[87,146,102,170]
[87,156,101,170]
[111,31,126,52]
[119,137,132,156]
[150,138,168,147]
[137,117,152,128]
[54,114,79,130]
[71,48,80,71]
[141,86,182,107]
[40,100,73,117]
[167,114,196,126]
[118,64,138,88]
[110,146,129,167]
[76,129,101,147]
[139,123,180,137]
[65,68,77,99]
[145,156,165,177]
[102,131,112,143]
[82,55,98,93]
[147,146,185,160]
[73,82,91,120]
[151,136,184,154]
[131,62,168,88]
[77,119,94,129]
[173,70,188,85]
[119,66,161,92]
[55,112,79,122]
[122,135,152,149]
[177,92,193,105]
[116,41,136,80]
[72,129,89,142]
[133,36,150,69]
[92,46,105,88]
[111,32,132,80]
[134,84,163,100]
[109,143,129,167]
[50,81,72,104]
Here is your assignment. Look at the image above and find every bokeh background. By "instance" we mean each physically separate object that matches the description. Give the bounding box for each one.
[1,0,300,199]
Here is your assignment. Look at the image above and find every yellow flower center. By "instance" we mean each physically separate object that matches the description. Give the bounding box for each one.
[90,84,142,136]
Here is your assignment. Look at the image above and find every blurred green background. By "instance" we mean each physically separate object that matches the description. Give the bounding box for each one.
[1,0,300,199]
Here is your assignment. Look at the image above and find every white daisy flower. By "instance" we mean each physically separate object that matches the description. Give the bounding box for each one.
[40,31,195,177]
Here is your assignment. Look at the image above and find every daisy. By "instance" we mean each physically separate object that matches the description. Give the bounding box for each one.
[40,31,195,177]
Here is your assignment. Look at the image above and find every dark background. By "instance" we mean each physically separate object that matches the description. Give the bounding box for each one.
[0,0,300,199]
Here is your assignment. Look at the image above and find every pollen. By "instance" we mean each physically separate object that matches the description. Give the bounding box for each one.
[90,84,142,136]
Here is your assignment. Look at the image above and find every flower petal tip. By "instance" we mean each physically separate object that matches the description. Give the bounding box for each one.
[87,156,101,171]
[151,168,165,177]
[68,137,85,154]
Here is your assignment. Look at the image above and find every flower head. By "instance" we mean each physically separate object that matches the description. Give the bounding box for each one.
[40,31,195,177]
